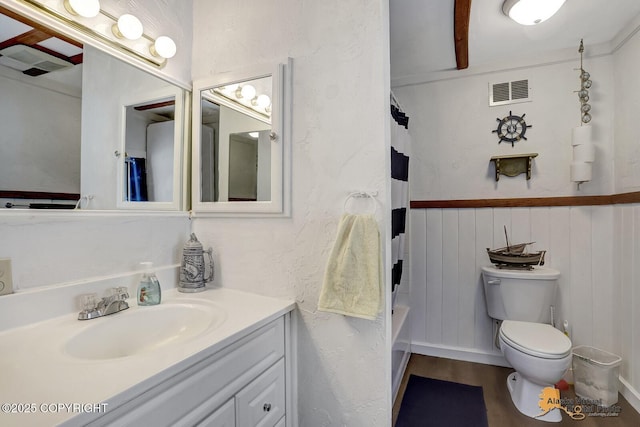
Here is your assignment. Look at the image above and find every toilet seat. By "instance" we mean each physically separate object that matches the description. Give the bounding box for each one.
[500,320,571,359]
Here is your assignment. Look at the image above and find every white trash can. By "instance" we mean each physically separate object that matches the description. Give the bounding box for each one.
[572,345,622,407]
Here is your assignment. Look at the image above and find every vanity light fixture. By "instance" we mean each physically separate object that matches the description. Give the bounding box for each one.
[63,0,100,18]
[235,84,257,100]
[252,94,271,109]
[21,0,177,67]
[502,0,566,25]
[150,36,177,59]
[212,84,272,119]
[112,14,143,40]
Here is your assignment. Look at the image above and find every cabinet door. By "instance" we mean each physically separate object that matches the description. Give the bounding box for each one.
[197,399,235,427]
[236,359,285,427]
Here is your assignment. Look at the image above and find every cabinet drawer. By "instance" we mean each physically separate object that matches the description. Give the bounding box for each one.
[236,358,285,427]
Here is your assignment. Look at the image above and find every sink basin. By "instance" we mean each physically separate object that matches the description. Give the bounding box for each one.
[64,300,226,360]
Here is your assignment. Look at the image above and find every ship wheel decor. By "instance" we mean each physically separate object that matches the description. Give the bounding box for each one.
[492,111,532,147]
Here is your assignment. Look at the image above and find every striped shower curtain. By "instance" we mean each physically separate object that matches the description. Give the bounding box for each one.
[391,98,410,306]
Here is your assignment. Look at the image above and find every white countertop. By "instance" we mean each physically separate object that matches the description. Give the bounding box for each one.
[0,287,295,427]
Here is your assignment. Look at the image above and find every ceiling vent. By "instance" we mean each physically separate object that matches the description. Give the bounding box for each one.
[0,44,73,76]
[489,79,530,106]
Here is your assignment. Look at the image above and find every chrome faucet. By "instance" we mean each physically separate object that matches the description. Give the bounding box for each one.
[78,287,130,320]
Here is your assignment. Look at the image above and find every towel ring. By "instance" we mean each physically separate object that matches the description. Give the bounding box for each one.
[344,191,377,215]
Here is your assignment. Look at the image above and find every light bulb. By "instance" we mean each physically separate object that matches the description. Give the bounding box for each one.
[578,90,589,99]
[252,94,271,109]
[581,71,590,81]
[248,132,260,139]
[582,80,592,89]
[502,0,566,26]
[64,0,100,18]
[582,113,592,124]
[112,14,143,40]
[150,36,177,59]
[581,104,591,113]
[240,85,256,100]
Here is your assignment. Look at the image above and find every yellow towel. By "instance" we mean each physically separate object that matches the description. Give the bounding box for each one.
[318,214,382,320]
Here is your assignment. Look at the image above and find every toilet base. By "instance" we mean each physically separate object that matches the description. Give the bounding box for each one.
[506,372,562,423]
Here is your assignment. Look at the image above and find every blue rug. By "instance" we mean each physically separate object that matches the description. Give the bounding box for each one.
[396,375,489,427]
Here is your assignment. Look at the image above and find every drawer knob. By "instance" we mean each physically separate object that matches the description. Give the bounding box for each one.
[263,403,272,412]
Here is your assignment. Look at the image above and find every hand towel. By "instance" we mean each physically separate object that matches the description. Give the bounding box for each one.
[318,214,382,320]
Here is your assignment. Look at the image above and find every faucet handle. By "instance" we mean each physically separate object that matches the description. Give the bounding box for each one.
[116,286,129,300]
[80,293,99,311]
[78,293,101,320]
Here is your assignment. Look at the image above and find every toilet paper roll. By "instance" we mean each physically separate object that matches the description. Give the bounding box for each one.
[573,143,595,163]
[570,162,592,182]
[572,125,592,146]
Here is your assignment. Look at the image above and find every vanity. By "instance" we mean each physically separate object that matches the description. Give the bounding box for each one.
[0,2,296,426]
[0,285,295,427]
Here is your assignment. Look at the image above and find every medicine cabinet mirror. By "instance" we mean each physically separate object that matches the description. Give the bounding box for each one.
[0,4,188,213]
[116,87,186,210]
[192,61,290,216]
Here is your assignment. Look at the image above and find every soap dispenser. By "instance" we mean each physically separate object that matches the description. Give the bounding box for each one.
[137,262,161,306]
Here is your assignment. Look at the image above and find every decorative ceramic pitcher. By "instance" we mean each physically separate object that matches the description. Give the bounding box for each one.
[179,233,214,292]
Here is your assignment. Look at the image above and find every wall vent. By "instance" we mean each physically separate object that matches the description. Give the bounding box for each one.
[0,44,73,76]
[489,79,531,106]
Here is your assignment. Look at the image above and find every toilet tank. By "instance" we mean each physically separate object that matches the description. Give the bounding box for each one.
[481,265,560,323]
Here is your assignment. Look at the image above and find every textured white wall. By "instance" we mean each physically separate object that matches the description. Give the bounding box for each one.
[614,17,640,193]
[191,0,392,425]
[0,0,192,292]
[394,55,615,200]
[0,69,80,194]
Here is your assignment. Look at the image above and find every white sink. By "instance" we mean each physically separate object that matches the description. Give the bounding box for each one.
[64,300,226,360]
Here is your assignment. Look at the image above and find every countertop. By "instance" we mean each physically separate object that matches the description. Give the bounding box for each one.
[0,287,295,426]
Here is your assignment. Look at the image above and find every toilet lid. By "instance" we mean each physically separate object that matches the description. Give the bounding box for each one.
[500,320,572,359]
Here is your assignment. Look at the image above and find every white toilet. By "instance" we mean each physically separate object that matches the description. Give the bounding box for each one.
[482,265,572,423]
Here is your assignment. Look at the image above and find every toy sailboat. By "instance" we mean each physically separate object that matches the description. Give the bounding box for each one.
[486,227,545,269]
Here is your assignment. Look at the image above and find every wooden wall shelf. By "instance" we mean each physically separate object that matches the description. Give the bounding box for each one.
[490,153,538,181]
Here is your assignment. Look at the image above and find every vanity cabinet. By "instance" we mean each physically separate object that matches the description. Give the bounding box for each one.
[79,315,290,427]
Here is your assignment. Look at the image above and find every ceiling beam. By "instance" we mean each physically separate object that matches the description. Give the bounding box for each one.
[454,0,472,70]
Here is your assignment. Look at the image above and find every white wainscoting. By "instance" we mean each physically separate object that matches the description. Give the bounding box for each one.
[616,204,640,412]
[408,205,640,412]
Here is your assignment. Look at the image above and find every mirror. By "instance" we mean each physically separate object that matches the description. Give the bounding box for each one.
[192,62,290,215]
[116,86,185,210]
[0,5,187,212]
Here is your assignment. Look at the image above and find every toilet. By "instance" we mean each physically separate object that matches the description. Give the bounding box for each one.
[482,265,572,423]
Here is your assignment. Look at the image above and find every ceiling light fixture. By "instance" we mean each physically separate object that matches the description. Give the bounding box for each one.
[502,0,566,26]
[63,0,100,18]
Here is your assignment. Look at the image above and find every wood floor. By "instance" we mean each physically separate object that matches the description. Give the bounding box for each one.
[393,354,640,427]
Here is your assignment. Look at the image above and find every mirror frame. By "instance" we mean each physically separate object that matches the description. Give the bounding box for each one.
[117,86,187,211]
[191,60,291,216]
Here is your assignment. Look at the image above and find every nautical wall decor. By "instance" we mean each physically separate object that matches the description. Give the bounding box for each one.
[492,111,532,147]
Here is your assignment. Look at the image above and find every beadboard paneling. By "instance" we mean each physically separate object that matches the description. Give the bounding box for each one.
[409,206,617,359]
[409,204,640,406]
